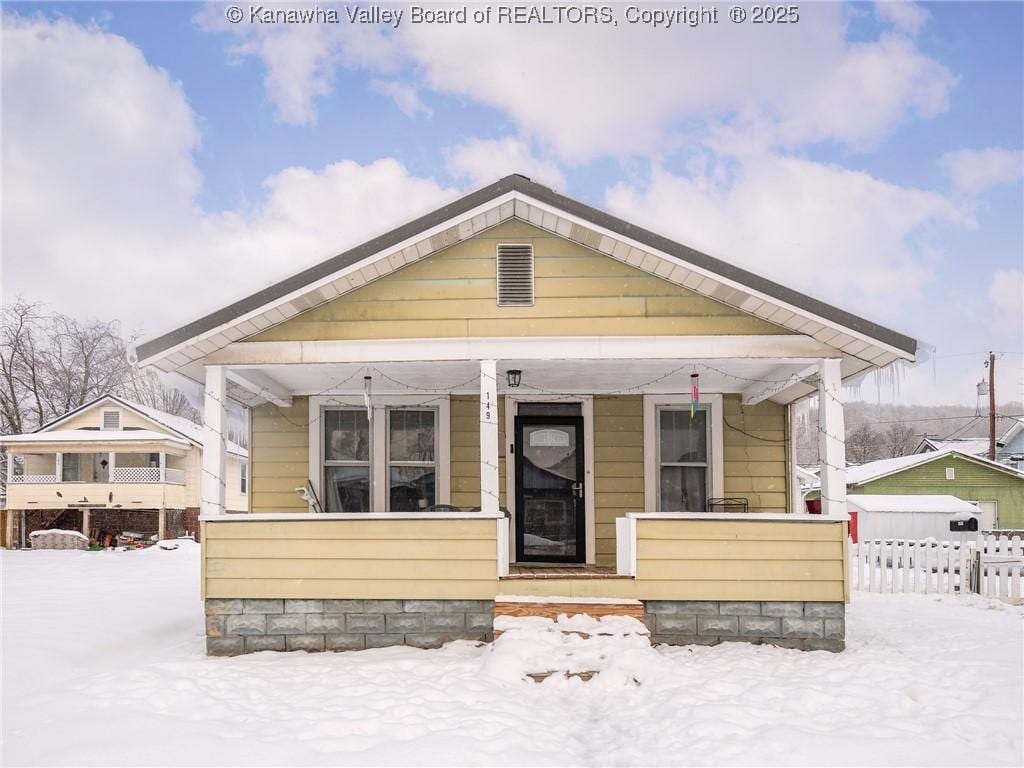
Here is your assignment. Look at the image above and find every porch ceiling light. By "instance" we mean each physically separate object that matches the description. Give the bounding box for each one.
[507,369,522,388]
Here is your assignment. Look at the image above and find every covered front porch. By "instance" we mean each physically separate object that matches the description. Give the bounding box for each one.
[198,335,851,570]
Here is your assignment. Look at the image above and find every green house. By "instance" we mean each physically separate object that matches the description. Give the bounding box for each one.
[808,449,1024,530]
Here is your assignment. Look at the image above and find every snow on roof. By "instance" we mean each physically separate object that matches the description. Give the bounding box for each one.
[919,437,991,456]
[0,429,192,447]
[809,448,1024,489]
[847,495,981,514]
[29,394,247,458]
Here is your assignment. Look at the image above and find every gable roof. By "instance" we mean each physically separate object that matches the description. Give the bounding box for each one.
[32,394,247,457]
[915,437,994,456]
[1000,417,1024,445]
[131,173,917,402]
[810,448,1024,489]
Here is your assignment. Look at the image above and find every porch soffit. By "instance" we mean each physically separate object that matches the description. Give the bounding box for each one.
[131,175,917,405]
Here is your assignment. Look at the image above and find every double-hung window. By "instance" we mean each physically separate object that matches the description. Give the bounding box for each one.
[657,407,710,512]
[644,394,723,514]
[317,400,447,513]
[387,409,437,512]
[323,409,371,513]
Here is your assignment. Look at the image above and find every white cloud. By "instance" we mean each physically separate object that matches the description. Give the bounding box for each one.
[369,79,431,117]
[988,269,1024,331]
[604,155,965,318]
[194,3,397,125]
[874,1,930,35]
[2,13,456,333]
[941,147,1024,197]
[199,3,955,161]
[445,136,566,191]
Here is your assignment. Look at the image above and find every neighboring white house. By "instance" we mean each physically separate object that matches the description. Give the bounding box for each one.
[1,394,248,548]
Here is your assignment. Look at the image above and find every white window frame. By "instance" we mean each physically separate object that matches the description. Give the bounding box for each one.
[309,395,450,514]
[643,394,724,513]
[239,461,248,495]
[100,408,122,431]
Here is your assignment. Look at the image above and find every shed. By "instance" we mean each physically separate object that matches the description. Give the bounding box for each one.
[846,494,981,543]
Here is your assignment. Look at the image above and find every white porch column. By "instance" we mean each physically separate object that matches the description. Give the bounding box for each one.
[787,404,802,514]
[159,452,166,482]
[817,359,847,517]
[201,364,228,517]
[479,359,500,515]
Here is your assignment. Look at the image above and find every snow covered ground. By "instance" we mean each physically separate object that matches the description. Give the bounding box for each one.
[2,543,1021,767]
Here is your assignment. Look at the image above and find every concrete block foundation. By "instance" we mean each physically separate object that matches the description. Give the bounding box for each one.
[644,600,846,651]
[206,598,494,656]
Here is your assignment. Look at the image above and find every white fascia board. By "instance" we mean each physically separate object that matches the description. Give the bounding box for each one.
[514,192,916,364]
[134,191,519,368]
[207,335,839,366]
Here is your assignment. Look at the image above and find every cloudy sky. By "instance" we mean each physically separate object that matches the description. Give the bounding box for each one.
[2,1,1021,406]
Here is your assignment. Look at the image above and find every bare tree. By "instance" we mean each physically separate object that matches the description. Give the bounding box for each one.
[122,368,199,422]
[884,421,916,458]
[846,423,881,464]
[0,298,197,434]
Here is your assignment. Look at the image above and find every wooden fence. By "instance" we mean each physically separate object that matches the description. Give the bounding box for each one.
[850,534,1023,600]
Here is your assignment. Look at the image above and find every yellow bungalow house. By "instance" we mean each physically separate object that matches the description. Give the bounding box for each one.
[130,174,918,655]
[2,394,248,548]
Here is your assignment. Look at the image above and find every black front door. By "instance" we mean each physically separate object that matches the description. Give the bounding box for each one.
[514,415,585,563]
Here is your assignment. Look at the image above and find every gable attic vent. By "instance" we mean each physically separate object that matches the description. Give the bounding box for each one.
[496,244,535,306]
[101,408,122,431]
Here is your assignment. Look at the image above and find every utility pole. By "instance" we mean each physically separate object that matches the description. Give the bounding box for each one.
[988,351,996,461]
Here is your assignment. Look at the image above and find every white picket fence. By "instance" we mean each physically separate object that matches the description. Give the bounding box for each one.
[850,534,1024,600]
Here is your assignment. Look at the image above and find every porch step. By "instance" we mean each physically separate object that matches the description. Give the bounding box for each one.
[487,611,652,684]
[494,595,645,622]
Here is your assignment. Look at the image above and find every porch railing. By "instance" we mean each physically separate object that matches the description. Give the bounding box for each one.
[8,474,59,484]
[11,468,186,485]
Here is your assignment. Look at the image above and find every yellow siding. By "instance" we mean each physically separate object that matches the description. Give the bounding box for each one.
[594,396,644,567]
[251,220,792,342]
[203,518,499,599]
[6,482,185,511]
[57,405,162,432]
[722,396,789,513]
[634,519,847,601]
[251,398,309,513]
[202,517,847,602]
[450,395,506,510]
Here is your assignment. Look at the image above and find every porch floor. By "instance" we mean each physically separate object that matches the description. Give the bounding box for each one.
[502,564,630,580]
